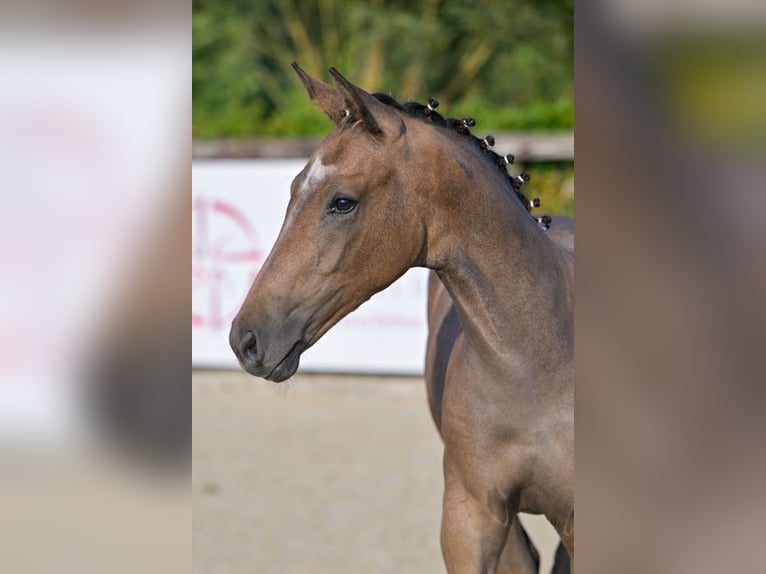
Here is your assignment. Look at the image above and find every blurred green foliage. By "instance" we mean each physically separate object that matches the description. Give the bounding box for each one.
[524,162,574,217]
[193,0,573,137]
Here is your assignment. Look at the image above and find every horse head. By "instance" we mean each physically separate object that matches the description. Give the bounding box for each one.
[229,64,427,381]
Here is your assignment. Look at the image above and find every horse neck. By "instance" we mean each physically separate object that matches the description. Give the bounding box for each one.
[417,136,573,377]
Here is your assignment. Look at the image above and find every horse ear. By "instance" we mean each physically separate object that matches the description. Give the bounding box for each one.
[328,67,402,137]
[291,62,347,124]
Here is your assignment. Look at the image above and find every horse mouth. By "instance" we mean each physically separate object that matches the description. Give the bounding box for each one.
[264,340,305,382]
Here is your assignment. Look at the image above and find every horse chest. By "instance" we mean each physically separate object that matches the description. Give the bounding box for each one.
[440,375,529,465]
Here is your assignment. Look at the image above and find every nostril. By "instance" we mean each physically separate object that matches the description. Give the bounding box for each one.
[240,330,258,364]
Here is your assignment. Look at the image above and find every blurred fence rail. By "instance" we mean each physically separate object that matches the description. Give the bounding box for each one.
[193,132,574,161]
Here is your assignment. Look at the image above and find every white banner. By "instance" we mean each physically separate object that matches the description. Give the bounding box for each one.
[192,160,430,375]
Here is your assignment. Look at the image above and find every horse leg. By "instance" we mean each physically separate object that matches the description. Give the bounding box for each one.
[440,454,514,573]
[551,511,574,574]
[496,517,540,574]
[559,536,573,574]
[551,541,571,574]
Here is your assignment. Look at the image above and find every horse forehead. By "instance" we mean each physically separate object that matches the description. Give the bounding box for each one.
[299,154,336,195]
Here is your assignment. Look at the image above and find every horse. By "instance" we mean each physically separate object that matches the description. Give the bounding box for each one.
[230,63,574,573]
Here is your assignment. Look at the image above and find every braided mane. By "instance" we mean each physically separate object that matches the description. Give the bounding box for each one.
[371,92,551,229]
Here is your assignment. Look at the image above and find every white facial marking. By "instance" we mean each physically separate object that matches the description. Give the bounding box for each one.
[300,154,335,196]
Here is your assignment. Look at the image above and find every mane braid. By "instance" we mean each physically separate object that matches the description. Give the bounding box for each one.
[371,93,546,225]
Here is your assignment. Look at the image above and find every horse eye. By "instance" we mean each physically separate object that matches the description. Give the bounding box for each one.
[330,197,357,214]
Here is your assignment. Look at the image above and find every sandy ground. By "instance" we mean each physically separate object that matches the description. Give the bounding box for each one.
[193,370,561,573]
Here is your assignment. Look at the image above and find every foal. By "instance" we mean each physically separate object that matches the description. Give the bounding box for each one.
[230,64,574,573]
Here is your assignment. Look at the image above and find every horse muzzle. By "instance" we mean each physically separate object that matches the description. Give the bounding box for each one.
[229,314,307,382]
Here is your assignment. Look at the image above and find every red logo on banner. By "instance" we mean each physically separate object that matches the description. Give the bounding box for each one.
[192,197,264,329]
